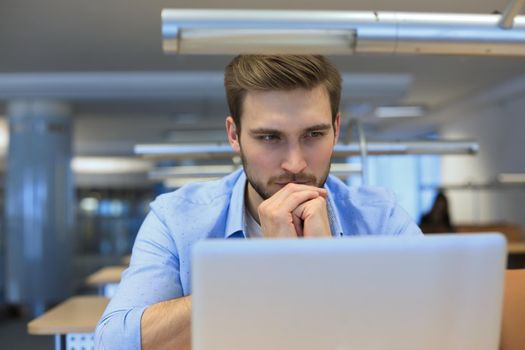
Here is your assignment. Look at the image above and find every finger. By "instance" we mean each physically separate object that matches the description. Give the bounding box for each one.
[301,196,328,216]
[275,183,327,198]
[293,197,331,237]
[292,212,304,237]
[258,190,319,237]
[265,184,326,208]
[275,190,323,213]
[259,190,320,223]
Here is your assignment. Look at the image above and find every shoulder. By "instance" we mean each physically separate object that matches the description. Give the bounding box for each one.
[326,175,396,209]
[147,170,244,240]
[326,175,421,236]
[150,169,243,213]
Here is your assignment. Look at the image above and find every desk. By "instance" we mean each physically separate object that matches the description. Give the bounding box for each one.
[122,254,131,265]
[86,266,126,298]
[507,243,525,269]
[508,242,525,255]
[28,296,109,350]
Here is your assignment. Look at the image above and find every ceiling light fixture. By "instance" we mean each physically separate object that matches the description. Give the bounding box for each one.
[374,106,426,118]
[497,173,525,184]
[166,28,356,55]
[162,9,525,56]
[72,157,153,174]
[135,141,479,159]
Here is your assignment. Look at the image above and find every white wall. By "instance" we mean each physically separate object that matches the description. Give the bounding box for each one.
[440,94,525,229]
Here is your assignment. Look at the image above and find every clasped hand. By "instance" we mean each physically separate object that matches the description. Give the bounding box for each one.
[258,183,331,238]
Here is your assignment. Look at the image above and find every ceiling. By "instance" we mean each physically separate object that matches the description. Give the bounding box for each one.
[0,0,524,157]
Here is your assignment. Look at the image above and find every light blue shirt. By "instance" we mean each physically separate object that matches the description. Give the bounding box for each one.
[95,169,422,349]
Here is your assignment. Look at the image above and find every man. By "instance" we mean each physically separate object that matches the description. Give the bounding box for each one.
[95,55,422,349]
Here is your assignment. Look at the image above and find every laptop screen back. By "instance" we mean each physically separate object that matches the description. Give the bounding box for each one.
[192,234,506,350]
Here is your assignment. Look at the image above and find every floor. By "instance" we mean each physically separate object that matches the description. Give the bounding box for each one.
[0,253,122,349]
[0,317,53,349]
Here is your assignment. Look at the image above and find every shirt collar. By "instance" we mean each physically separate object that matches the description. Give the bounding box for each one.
[325,177,344,237]
[224,170,248,239]
[224,171,344,238]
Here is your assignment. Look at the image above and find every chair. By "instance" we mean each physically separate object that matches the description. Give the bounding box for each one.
[501,269,525,350]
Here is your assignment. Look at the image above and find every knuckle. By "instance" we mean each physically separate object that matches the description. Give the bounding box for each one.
[259,206,278,219]
[284,183,296,191]
[290,192,302,200]
[258,203,269,214]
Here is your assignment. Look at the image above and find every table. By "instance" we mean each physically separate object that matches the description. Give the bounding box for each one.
[122,254,131,265]
[508,242,525,255]
[508,242,525,269]
[86,266,126,298]
[28,296,109,350]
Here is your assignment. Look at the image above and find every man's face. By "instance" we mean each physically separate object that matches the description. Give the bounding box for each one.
[226,85,340,200]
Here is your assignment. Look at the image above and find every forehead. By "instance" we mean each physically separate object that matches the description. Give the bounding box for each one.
[241,85,332,128]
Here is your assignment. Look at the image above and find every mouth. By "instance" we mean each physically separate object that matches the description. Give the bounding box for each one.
[275,181,310,186]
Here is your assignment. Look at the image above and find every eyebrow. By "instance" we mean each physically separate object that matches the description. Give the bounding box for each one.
[249,128,282,135]
[249,123,332,135]
[304,123,332,133]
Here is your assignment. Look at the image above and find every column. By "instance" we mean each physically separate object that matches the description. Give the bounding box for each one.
[5,100,74,315]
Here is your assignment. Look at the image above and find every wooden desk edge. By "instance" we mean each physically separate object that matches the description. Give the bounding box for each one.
[122,255,131,265]
[27,296,109,335]
[28,323,97,335]
[508,242,525,254]
[85,266,126,286]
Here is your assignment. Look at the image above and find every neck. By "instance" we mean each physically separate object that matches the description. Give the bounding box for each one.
[245,182,264,225]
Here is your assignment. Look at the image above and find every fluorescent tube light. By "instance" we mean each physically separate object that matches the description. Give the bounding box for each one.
[151,163,362,181]
[374,106,426,118]
[164,177,223,188]
[150,165,238,180]
[136,141,479,159]
[167,29,355,55]
[72,157,153,174]
[497,173,525,184]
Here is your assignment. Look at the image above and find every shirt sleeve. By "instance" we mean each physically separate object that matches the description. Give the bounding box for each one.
[388,194,423,236]
[95,208,184,350]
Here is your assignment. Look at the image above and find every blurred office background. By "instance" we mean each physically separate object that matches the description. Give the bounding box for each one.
[1,0,525,348]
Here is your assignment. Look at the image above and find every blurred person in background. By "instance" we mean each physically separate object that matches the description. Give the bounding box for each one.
[420,190,455,234]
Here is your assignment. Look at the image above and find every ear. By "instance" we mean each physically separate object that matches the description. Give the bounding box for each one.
[225,116,241,153]
[333,112,341,144]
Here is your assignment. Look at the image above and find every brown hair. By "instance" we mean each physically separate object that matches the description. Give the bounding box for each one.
[224,55,342,133]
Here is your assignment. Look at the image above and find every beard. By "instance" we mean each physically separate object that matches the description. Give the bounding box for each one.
[240,150,331,200]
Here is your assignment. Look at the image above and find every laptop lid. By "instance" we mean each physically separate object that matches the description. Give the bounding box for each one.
[192,234,506,350]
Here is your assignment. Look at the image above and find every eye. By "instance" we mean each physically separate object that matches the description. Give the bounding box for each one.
[256,134,280,142]
[305,131,326,138]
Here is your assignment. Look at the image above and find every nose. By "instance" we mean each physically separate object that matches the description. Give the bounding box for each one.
[281,144,307,174]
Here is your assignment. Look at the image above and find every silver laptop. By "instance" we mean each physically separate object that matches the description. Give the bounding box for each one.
[192,234,506,350]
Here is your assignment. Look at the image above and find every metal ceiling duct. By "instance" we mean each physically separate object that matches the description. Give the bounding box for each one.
[162,9,525,56]
[0,72,410,100]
